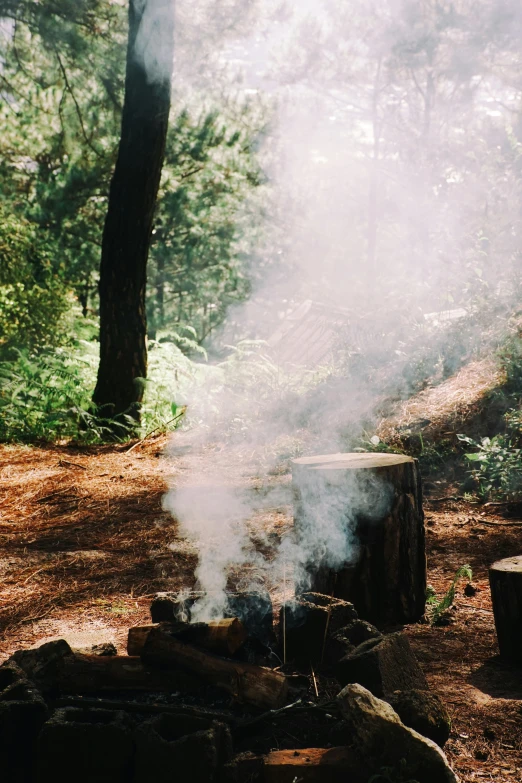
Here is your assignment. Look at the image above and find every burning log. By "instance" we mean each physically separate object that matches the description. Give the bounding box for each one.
[489,555,522,665]
[150,589,274,644]
[128,618,247,657]
[292,453,426,625]
[141,624,289,710]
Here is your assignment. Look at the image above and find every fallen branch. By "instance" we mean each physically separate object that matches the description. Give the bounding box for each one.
[54,697,235,724]
[126,408,187,454]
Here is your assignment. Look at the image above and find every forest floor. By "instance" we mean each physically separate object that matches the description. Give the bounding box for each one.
[1,436,521,782]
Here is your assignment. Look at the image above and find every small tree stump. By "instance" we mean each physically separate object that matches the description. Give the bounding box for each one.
[292,453,426,626]
[489,555,522,665]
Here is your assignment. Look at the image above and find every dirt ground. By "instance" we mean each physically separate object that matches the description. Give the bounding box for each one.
[1,439,521,782]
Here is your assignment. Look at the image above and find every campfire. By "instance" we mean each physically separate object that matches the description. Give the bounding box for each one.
[0,454,457,782]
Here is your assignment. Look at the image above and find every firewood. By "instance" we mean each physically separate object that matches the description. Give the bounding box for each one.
[264,747,361,782]
[141,625,288,710]
[127,625,159,656]
[128,618,247,657]
[44,654,198,694]
[54,697,235,725]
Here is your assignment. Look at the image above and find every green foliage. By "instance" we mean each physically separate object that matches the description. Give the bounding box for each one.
[0,336,202,444]
[0,208,70,352]
[458,423,522,501]
[426,565,473,625]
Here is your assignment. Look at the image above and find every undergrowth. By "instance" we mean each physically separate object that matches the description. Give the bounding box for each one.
[426,564,473,625]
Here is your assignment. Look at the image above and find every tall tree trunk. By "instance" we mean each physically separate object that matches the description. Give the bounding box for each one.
[93,0,174,419]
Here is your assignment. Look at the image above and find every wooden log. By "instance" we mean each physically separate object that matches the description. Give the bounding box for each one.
[12,640,202,695]
[151,590,274,643]
[141,625,288,710]
[54,697,235,724]
[56,654,201,693]
[489,555,522,665]
[127,625,158,656]
[292,453,426,626]
[127,618,247,657]
[264,747,363,783]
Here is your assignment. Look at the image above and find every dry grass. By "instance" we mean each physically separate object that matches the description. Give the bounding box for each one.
[377,357,505,445]
[0,438,196,655]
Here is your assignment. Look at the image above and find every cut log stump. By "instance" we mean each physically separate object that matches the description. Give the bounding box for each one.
[292,453,426,625]
[489,555,522,665]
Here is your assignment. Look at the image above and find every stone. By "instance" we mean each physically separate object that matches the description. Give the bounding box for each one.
[0,661,48,782]
[334,620,382,647]
[133,712,232,783]
[337,684,458,783]
[388,689,451,747]
[36,707,134,783]
[12,639,73,693]
[336,632,428,696]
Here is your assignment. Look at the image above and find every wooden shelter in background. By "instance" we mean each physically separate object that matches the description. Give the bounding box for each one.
[267,300,351,367]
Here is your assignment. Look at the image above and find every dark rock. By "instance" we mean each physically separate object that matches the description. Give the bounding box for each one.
[0,661,48,782]
[387,689,451,747]
[12,639,73,693]
[281,593,358,663]
[36,707,133,783]
[337,684,458,783]
[336,632,428,697]
[134,712,232,782]
[334,620,382,647]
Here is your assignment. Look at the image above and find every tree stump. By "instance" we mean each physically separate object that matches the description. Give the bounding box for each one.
[292,453,426,626]
[489,555,522,665]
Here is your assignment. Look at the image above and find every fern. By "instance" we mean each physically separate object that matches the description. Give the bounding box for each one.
[426,565,473,624]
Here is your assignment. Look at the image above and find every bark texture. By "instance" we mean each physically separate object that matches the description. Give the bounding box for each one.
[93,0,174,418]
[489,555,522,665]
[141,625,289,709]
[292,453,426,626]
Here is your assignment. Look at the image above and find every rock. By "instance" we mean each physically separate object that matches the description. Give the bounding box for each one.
[387,689,451,747]
[134,712,232,783]
[337,684,458,783]
[0,660,48,782]
[334,620,382,647]
[36,707,134,783]
[336,632,428,696]
[11,639,73,693]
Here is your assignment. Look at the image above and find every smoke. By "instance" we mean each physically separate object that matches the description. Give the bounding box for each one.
[160,0,522,619]
[134,0,175,84]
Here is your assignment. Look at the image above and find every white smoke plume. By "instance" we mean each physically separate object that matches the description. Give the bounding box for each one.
[158,0,522,619]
